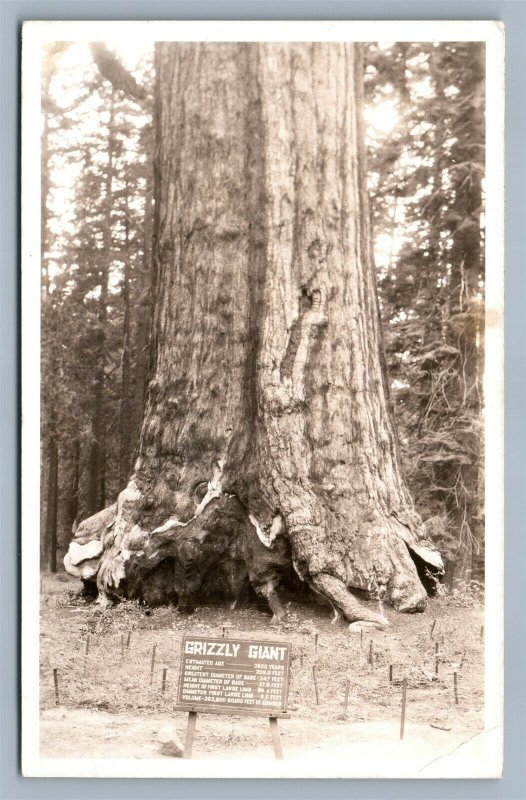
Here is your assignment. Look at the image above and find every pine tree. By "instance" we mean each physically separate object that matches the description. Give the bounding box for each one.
[365,42,485,584]
[40,44,153,565]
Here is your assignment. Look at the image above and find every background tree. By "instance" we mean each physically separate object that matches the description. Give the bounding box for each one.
[40,44,153,568]
[365,42,485,586]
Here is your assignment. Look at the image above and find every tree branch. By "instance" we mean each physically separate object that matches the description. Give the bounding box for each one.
[89,43,147,104]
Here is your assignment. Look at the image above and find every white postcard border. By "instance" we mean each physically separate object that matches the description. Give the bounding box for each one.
[21,19,505,779]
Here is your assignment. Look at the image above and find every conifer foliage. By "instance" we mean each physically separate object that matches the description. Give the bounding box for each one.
[40,44,153,568]
[365,43,485,584]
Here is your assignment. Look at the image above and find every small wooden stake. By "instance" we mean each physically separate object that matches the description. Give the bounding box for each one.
[430,619,437,638]
[83,634,90,675]
[435,642,439,675]
[389,664,393,683]
[400,678,407,740]
[161,668,167,692]
[269,716,284,759]
[480,624,484,640]
[360,629,363,646]
[459,650,466,670]
[120,634,125,660]
[150,644,157,684]
[369,640,374,668]
[126,631,131,650]
[53,668,59,705]
[314,632,318,651]
[343,679,350,712]
[222,626,227,638]
[300,653,304,668]
[453,672,459,705]
[183,711,198,758]
[312,664,320,705]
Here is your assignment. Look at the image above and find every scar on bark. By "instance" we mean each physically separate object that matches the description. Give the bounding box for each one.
[280,289,311,381]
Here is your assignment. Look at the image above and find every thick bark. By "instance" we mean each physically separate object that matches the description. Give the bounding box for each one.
[66,43,442,624]
[130,180,153,451]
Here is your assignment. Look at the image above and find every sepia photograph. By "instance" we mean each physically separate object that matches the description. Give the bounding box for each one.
[21,20,504,779]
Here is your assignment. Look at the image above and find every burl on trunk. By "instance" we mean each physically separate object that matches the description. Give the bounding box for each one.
[65,42,442,626]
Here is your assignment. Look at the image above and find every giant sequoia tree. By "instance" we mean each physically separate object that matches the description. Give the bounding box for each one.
[65,42,442,626]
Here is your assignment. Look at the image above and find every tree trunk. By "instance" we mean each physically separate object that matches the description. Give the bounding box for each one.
[41,54,58,571]
[63,438,80,539]
[41,64,52,300]
[118,185,133,486]
[86,93,115,515]
[66,43,442,624]
[131,171,153,451]
[44,433,59,572]
[444,43,485,585]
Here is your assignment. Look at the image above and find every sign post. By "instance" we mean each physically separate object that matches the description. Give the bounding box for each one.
[175,635,292,759]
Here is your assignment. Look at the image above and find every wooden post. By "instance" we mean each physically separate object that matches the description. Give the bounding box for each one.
[120,633,125,660]
[83,634,90,675]
[300,653,304,668]
[435,642,439,675]
[222,626,226,638]
[459,650,466,670]
[150,644,157,685]
[453,672,459,705]
[360,629,363,647]
[389,664,393,683]
[430,619,437,638]
[312,664,319,705]
[343,679,350,712]
[314,632,318,652]
[183,711,198,758]
[126,631,131,650]
[369,640,374,668]
[269,717,284,760]
[53,668,59,706]
[480,625,484,640]
[400,678,407,740]
[162,668,167,692]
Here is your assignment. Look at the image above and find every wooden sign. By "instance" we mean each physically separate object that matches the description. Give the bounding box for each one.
[175,634,292,759]
[176,634,291,715]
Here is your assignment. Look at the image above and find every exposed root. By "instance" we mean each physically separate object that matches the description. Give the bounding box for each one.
[256,582,287,624]
[330,607,342,625]
[310,573,389,627]
[63,504,116,585]
[348,620,385,633]
[64,482,437,627]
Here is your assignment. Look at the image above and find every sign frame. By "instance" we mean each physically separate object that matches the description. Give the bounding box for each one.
[174,634,293,758]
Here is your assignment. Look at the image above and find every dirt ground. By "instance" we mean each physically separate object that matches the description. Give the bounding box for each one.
[39,572,486,774]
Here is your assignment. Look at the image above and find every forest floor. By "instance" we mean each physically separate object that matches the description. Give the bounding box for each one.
[38,572,487,776]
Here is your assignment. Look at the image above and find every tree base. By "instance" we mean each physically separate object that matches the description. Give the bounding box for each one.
[64,480,442,625]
